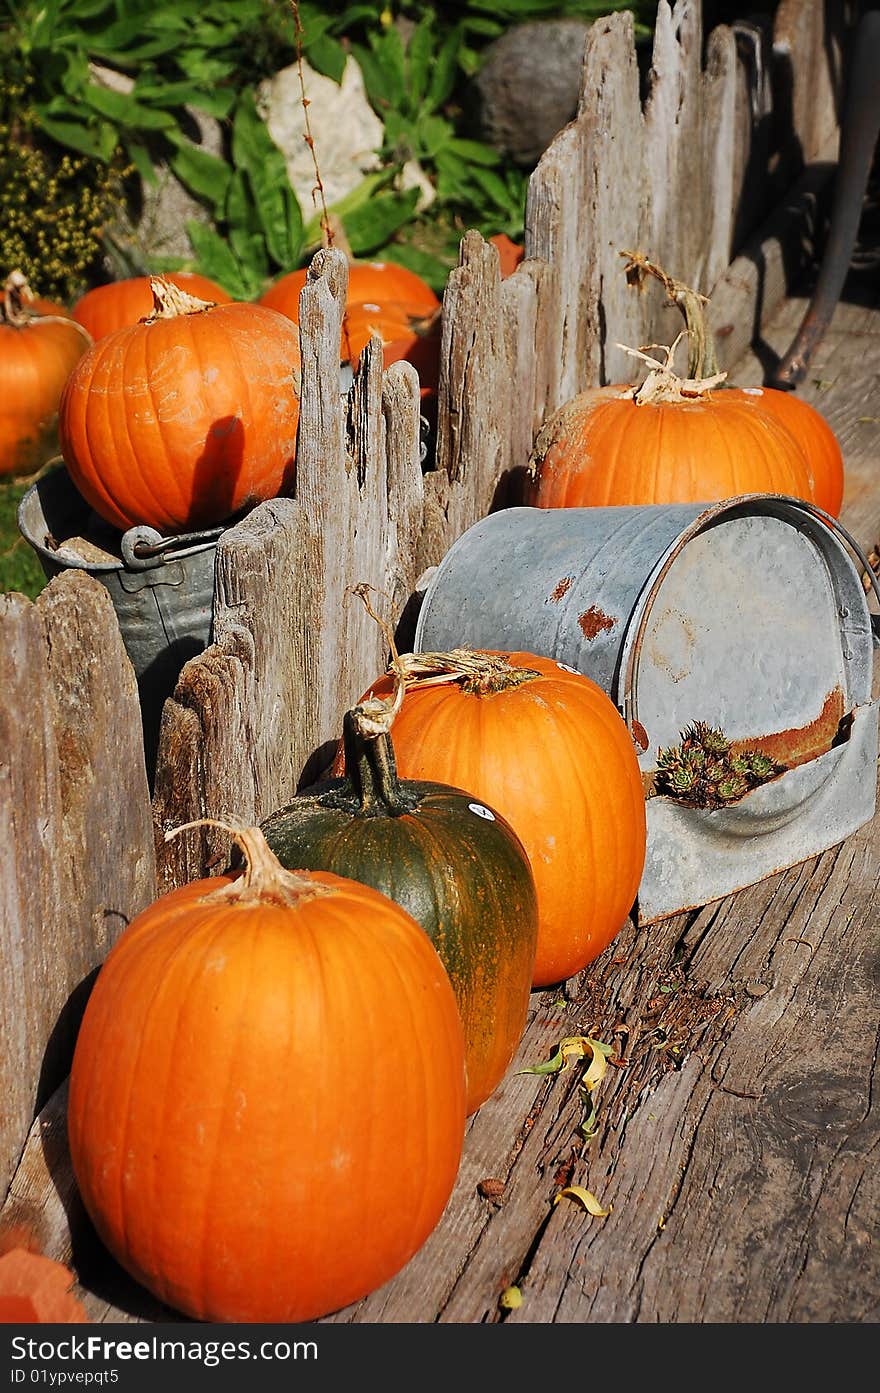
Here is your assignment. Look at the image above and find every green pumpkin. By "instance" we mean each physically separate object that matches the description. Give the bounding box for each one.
[261,709,539,1114]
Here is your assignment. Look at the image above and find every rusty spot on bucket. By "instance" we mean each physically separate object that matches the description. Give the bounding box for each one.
[728,686,847,770]
[578,605,617,640]
[631,720,649,753]
[550,576,573,602]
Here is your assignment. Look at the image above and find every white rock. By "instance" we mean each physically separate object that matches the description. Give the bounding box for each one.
[258,56,434,216]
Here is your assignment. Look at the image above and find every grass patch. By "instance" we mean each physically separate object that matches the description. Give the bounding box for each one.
[0,475,49,601]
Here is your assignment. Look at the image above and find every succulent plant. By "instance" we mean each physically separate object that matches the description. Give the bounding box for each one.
[654,722,786,808]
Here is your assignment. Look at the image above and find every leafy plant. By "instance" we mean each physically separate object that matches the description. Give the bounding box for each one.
[1,1,660,301]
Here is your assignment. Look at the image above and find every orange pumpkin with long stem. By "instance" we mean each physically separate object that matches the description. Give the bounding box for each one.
[58,277,301,534]
[526,253,821,511]
[628,253,845,516]
[67,822,466,1324]
[0,271,91,478]
[337,637,647,989]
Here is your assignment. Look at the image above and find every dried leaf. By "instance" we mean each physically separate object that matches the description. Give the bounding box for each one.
[499,1285,523,1310]
[518,1035,612,1079]
[553,1186,611,1218]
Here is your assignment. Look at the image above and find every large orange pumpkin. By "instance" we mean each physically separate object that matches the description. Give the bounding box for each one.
[731,384,844,516]
[526,355,816,510]
[338,650,647,988]
[67,824,466,1324]
[71,271,232,341]
[0,271,91,478]
[58,277,301,534]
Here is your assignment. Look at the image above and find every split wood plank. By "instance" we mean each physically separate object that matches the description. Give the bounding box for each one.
[0,572,155,1206]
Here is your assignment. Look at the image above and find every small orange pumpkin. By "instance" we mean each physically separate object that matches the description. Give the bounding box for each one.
[0,271,91,478]
[58,277,301,534]
[67,823,466,1324]
[336,649,647,988]
[71,272,232,341]
[0,1248,89,1324]
[489,233,525,278]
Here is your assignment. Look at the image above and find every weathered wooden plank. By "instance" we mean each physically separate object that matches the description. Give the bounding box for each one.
[512,805,879,1323]
[774,0,847,178]
[0,572,155,1205]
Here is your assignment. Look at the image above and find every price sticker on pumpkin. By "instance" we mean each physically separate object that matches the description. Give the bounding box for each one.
[469,803,495,821]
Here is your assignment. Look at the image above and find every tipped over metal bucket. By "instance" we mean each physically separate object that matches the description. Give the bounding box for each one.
[414,496,880,922]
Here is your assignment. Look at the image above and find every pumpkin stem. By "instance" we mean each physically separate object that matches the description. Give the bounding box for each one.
[615,334,727,405]
[351,581,541,696]
[619,249,720,379]
[165,818,333,904]
[342,711,418,816]
[147,276,217,321]
[1,271,92,346]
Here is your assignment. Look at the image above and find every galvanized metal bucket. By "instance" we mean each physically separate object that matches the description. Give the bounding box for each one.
[414,496,880,923]
[17,464,221,776]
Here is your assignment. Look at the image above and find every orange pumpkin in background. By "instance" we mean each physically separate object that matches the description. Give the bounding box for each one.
[261,258,442,407]
[489,233,525,278]
[260,258,440,323]
[0,271,91,478]
[528,253,844,514]
[72,272,232,340]
[337,649,647,988]
[58,277,301,534]
[67,825,466,1324]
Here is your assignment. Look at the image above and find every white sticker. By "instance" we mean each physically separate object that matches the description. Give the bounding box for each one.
[741,386,763,396]
[556,662,580,674]
[469,803,495,821]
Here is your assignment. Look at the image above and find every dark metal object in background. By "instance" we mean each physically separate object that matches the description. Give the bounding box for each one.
[771,9,880,388]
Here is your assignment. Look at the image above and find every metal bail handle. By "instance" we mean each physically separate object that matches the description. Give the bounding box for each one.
[120,523,227,571]
[619,495,880,741]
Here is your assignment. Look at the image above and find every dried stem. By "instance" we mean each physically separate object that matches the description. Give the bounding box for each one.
[147,275,216,320]
[165,818,331,904]
[290,1,353,362]
[615,332,727,404]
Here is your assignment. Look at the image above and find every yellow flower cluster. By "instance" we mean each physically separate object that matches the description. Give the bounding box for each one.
[0,123,129,302]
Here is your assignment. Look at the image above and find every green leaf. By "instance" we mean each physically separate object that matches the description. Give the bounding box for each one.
[379,243,452,295]
[426,27,462,111]
[32,108,119,162]
[231,90,303,269]
[301,170,395,247]
[303,34,347,84]
[133,81,236,118]
[342,187,420,256]
[444,138,501,167]
[407,16,435,112]
[81,82,176,131]
[167,136,232,215]
[124,140,158,186]
[185,221,250,299]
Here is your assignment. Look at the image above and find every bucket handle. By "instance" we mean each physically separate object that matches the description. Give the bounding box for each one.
[120,523,227,570]
[619,496,880,740]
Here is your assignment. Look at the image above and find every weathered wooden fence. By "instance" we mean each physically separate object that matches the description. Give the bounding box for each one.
[0,0,853,1207]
